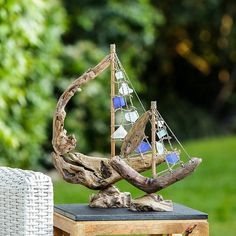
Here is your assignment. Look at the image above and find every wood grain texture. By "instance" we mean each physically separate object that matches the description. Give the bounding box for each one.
[52,151,165,189]
[89,186,131,208]
[52,55,111,156]
[120,111,150,157]
[110,44,116,157]
[54,212,209,236]
[151,101,157,178]
[110,156,202,193]
[130,193,173,212]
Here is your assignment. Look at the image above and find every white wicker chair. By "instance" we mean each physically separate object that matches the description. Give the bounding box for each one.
[0,167,53,236]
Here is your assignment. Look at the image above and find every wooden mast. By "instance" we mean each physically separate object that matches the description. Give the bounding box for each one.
[151,101,157,178]
[110,44,116,157]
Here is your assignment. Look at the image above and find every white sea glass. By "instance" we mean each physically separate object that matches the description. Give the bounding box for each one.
[111,125,127,139]
[156,141,165,154]
[125,110,139,123]
[157,129,167,139]
[115,71,124,80]
[157,120,164,128]
[119,82,133,95]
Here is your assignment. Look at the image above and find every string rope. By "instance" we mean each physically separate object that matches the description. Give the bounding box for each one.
[112,56,135,142]
[113,54,151,155]
[155,110,191,160]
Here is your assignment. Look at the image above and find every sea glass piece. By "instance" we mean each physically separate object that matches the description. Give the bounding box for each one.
[156,141,165,154]
[125,110,139,123]
[135,141,151,153]
[157,129,167,139]
[119,82,133,95]
[111,125,127,139]
[115,70,124,80]
[157,120,164,128]
[113,96,126,109]
[165,153,180,164]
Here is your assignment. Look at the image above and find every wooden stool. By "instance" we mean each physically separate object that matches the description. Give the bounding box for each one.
[54,203,208,236]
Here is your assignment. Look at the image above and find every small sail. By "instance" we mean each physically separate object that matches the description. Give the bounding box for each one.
[125,110,139,123]
[135,141,151,153]
[121,111,150,157]
[115,70,124,80]
[156,141,165,154]
[119,82,133,96]
[165,153,180,164]
[113,96,126,109]
[111,125,127,139]
[157,129,167,139]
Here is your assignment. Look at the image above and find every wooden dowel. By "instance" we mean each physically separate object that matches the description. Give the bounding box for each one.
[151,101,157,178]
[52,55,111,155]
[110,44,116,158]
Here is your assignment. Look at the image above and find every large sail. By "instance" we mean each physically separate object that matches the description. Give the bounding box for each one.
[110,54,152,157]
[111,52,192,178]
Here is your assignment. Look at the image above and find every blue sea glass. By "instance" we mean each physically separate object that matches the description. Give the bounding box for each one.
[135,141,151,153]
[165,153,180,164]
[113,96,126,109]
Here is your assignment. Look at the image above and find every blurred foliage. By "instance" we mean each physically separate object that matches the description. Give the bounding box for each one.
[145,0,236,138]
[60,0,165,153]
[0,0,65,168]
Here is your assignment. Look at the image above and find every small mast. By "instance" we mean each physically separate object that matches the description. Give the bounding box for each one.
[110,44,116,157]
[151,101,157,178]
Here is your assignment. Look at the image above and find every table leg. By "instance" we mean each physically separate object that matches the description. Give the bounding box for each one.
[54,227,63,236]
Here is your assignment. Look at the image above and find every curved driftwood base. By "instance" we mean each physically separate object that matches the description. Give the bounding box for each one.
[110,156,202,193]
[130,194,173,212]
[89,186,131,208]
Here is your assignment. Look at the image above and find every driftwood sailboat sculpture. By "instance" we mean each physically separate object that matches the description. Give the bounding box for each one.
[52,44,201,211]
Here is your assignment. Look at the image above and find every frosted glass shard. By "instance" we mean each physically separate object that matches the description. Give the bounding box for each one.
[156,141,165,154]
[125,110,139,123]
[157,120,164,128]
[135,141,151,153]
[113,96,126,109]
[115,71,124,80]
[119,83,133,95]
[111,125,127,139]
[157,129,167,139]
[165,153,180,164]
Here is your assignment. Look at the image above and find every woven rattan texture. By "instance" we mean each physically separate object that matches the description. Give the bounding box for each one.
[0,167,53,236]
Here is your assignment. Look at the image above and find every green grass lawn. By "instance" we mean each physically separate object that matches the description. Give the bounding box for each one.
[54,135,236,236]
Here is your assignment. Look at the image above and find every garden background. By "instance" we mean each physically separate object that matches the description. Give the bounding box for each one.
[0,0,236,235]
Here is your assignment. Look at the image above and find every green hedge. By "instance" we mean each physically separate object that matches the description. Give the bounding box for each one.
[0,0,65,168]
[60,0,165,153]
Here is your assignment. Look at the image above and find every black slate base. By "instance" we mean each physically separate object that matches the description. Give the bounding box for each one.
[54,203,208,221]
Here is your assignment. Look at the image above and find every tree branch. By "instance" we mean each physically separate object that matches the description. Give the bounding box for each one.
[110,156,202,193]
